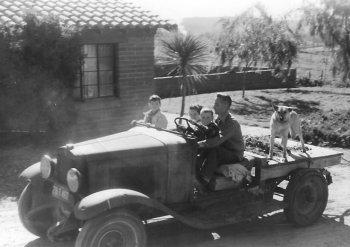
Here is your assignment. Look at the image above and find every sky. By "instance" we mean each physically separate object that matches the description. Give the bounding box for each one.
[130,0,311,22]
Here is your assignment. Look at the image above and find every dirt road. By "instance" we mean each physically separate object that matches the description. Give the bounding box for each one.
[1,173,350,247]
[1,124,349,247]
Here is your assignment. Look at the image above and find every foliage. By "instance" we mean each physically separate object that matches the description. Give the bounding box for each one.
[19,15,81,86]
[244,135,310,157]
[156,30,209,117]
[302,110,350,148]
[244,135,273,156]
[296,77,324,87]
[299,0,350,85]
[0,14,81,133]
[216,4,298,97]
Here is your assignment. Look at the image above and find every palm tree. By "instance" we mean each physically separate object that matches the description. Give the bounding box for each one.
[157,30,209,117]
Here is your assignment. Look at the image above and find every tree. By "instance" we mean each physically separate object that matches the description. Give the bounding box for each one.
[156,30,209,117]
[0,14,82,132]
[299,0,350,85]
[216,4,298,97]
[216,19,267,98]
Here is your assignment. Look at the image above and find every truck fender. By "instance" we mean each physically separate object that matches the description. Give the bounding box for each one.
[74,189,171,221]
[19,162,41,180]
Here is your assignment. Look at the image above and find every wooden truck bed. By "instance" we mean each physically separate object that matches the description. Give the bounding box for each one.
[252,139,343,181]
[209,139,343,191]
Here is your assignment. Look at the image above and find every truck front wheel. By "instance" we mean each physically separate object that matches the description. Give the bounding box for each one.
[75,209,147,247]
[18,182,56,238]
[284,170,328,226]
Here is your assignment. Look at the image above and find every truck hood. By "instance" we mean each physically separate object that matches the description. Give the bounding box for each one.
[66,126,188,157]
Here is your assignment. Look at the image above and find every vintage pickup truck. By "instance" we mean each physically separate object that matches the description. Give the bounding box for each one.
[18,119,343,247]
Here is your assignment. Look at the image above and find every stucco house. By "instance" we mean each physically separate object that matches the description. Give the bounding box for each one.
[0,0,176,140]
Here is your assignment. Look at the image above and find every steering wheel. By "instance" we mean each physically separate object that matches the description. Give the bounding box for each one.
[174,117,201,137]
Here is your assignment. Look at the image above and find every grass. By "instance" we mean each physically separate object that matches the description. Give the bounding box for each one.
[162,86,350,148]
[162,86,350,127]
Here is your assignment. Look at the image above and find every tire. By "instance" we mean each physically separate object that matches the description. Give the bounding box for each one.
[18,182,56,238]
[284,170,328,226]
[75,209,147,247]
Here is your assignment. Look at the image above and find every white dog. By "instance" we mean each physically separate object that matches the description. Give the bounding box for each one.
[269,104,306,160]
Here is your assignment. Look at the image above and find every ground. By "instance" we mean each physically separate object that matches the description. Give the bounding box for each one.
[0,87,349,246]
[0,124,349,247]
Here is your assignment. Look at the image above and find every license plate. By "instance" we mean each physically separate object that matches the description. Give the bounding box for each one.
[52,184,70,201]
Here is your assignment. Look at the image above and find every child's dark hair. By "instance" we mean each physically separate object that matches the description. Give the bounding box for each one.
[189,104,203,114]
[148,94,161,103]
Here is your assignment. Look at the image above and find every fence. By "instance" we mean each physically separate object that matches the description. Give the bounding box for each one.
[154,68,296,98]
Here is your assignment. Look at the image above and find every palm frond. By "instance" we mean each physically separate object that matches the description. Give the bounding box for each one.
[156,31,210,116]
[158,31,209,78]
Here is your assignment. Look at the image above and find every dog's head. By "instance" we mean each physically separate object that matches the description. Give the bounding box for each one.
[272,104,293,122]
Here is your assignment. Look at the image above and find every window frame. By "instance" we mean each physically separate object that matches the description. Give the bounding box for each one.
[75,43,118,100]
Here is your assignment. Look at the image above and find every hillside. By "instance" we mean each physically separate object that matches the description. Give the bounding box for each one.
[180,17,223,34]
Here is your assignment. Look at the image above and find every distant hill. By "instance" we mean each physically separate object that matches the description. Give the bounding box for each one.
[181,17,323,47]
[180,17,224,34]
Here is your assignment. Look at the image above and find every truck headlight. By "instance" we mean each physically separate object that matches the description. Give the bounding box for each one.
[40,155,54,179]
[67,168,81,193]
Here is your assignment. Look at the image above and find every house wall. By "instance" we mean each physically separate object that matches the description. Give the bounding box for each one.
[154,69,296,98]
[69,28,157,141]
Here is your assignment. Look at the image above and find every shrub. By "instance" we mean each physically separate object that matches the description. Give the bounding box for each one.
[302,110,350,148]
[331,80,350,88]
[296,77,324,87]
[0,14,81,133]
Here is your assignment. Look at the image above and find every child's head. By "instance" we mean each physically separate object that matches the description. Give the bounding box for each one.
[200,107,214,126]
[148,95,162,111]
[189,104,202,122]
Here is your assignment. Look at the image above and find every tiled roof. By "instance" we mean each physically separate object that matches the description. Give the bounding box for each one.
[0,0,176,29]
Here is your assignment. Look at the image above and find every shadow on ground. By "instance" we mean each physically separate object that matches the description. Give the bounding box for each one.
[23,210,350,247]
[324,209,350,225]
[285,89,350,96]
[146,211,350,247]
[232,97,319,116]
[261,88,350,96]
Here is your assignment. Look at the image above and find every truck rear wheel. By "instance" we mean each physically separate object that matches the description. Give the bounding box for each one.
[75,209,147,247]
[284,170,328,226]
[18,182,56,238]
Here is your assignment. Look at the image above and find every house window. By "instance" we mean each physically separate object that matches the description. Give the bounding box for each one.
[74,44,118,99]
